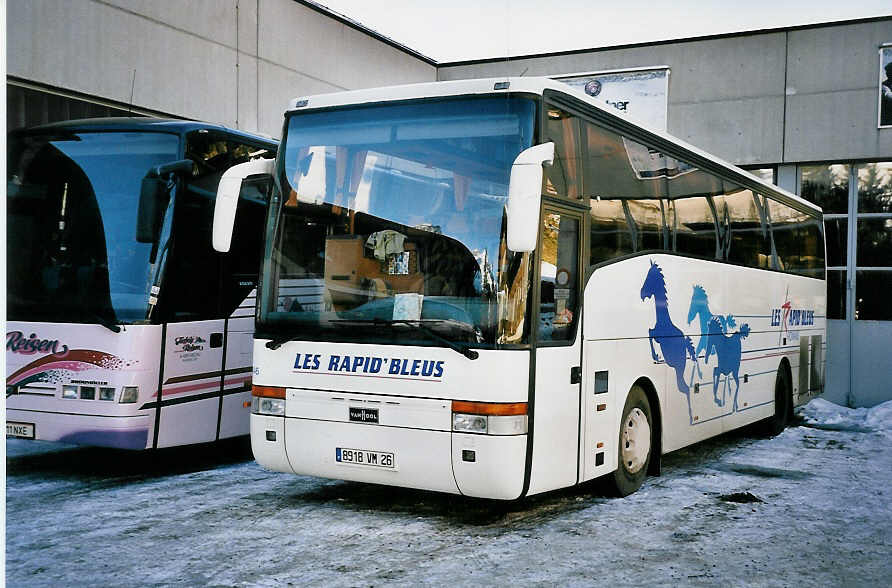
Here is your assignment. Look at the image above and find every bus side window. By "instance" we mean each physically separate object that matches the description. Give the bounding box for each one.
[721,187,772,268]
[539,212,579,342]
[768,199,822,277]
[543,107,582,200]
[674,195,717,259]
[590,199,634,265]
[625,199,664,252]
[221,175,272,316]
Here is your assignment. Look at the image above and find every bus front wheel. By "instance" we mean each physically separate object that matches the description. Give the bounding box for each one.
[611,385,652,497]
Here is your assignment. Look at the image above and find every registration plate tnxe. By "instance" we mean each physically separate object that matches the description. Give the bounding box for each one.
[349,407,379,423]
[336,447,396,469]
[7,422,35,439]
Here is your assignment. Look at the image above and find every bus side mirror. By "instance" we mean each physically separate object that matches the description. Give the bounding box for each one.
[506,142,554,252]
[213,157,275,252]
[136,159,194,244]
[137,177,165,243]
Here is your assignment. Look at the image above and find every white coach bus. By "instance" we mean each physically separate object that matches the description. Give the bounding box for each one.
[213,78,825,498]
[7,118,276,449]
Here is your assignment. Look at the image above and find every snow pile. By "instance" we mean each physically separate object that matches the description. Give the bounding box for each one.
[798,397,892,436]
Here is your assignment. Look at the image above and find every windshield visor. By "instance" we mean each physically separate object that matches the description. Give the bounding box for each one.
[264,97,536,346]
[7,131,180,324]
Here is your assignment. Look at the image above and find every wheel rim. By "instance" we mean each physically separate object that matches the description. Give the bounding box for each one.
[621,407,651,474]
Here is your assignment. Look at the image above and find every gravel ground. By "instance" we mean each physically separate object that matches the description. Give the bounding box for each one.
[6,400,892,587]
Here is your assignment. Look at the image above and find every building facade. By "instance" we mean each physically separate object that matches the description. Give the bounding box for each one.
[7,0,437,136]
[7,3,891,406]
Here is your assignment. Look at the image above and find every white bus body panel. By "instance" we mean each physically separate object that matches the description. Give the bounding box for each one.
[527,343,582,496]
[157,319,227,448]
[253,342,529,401]
[219,292,258,440]
[6,322,162,449]
[581,254,826,477]
[251,342,530,498]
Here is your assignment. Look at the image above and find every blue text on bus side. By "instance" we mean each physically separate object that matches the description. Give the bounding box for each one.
[770,308,815,327]
[293,353,444,378]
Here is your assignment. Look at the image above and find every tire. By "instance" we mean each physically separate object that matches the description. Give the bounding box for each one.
[611,385,653,497]
[766,365,791,436]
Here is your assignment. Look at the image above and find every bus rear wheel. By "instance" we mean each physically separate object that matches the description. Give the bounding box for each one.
[611,385,652,497]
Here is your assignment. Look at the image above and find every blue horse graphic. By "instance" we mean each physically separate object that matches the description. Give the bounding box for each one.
[687,285,751,411]
[687,284,738,356]
[687,285,714,358]
[641,261,699,424]
[704,316,751,411]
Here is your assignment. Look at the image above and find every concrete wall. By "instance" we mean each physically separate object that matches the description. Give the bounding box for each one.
[7,0,436,137]
[438,18,892,166]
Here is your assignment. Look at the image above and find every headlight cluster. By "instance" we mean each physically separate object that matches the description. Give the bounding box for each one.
[61,385,139,403]
[251,385,286,416]
[451,401,528,435]
[251,396,285,416]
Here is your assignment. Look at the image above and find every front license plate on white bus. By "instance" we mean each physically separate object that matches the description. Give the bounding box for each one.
[7,422,35,439]
[335,447,396,470]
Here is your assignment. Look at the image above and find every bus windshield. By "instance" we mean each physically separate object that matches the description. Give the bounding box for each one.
[262,96,537,347]
[7,131,180,324]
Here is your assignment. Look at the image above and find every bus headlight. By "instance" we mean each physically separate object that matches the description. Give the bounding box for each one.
[451,401,528,435]
[119,386,139,404]
[453,413,488,433]
[253,397,285,416]
[252,385,286,416]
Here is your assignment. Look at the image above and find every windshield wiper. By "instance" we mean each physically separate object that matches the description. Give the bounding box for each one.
[87,312,122,333]
[332,318,479,360]
[265,333,299,350]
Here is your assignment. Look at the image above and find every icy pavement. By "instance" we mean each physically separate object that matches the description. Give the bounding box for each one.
[6,400,892,587]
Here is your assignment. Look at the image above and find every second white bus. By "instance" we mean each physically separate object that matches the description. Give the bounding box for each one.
[214,78,826,498]
[7,118,276,449]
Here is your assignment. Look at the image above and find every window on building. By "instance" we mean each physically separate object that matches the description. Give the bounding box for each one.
[800,164,850,319]
[800,164,849,214]
[855,162,892,320]
[743,166,776,185]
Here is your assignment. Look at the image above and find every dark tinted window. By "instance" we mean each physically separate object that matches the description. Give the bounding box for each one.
[675,196,717,259]
[769,200,825,278]
[223,176,271,316]
[543,107,582,200]
[826,270,846,320]
[857,162,892,213]
[718,188,772,269]
[855,271,892,320]
[160,135,275,321]
[800,164,849,214]
[824,218,848,267]
[590,199,634,265]
[577,116,823,277]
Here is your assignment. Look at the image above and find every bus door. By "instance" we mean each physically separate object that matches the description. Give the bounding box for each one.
[528,206,584,494]
[158,320,226,447]
[218,175,272,439]
[155,154,228,448]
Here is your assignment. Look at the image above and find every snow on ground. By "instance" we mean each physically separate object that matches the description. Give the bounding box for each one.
[6,399,892,587]
[799,398,892,437]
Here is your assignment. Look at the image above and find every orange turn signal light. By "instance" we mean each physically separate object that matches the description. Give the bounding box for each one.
[451,400,527,416]
[252,385,286,399]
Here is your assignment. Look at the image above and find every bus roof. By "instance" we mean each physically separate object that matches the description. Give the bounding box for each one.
[11,117,278,148]
[286,77,820,216]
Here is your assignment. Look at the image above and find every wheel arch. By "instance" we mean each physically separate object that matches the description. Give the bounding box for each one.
[778,356,794,420]
[632,375,662,476]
